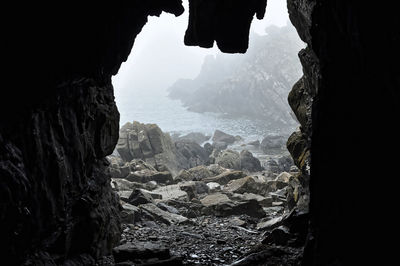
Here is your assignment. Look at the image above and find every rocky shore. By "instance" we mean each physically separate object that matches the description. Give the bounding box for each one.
[103,122,309,265]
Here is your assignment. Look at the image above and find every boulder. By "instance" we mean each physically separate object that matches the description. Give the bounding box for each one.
[200,193,265,218]
[128,188,162,206]
[152,184,188,201]
[111,179,138,191]
[202,170,246,185]
[120,203,141,224]
[112,241,170,263]
[239,150,263,172]
[260,134,287,153]
[116,122,192,175]
[215,150,240,170]
[187,165,214,181]
[139,203,189,225]
[212,130,236,144]
[174,140,209,168]
[206,182,221,192]
[207,164,227,175]
[126,169,173,184]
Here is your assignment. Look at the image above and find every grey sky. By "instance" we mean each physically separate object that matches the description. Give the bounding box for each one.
[112,0,290,99]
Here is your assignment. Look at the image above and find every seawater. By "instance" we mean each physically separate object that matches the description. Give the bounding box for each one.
[116,90,294,143]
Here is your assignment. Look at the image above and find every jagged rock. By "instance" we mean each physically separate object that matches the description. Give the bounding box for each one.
[175,140,209,168]
[200,193,266,218]
[230,193,273,208]
[187,165,214,181]
[275,172,292,183]
[212,130,236,145]
[128,159,157,172]
[203,170,246,185]
[139,204,189,225]
[206,182,221,192]
[116,122,188,175]
[223,176,260,194]
[128,188,162,206]
[156,202,180,215]
[207,164,227,175]
[261,134,287,153]
[109,163,131,179]
[152,184,188,201]
[203,142,213,156]
[126,169,173,184]
[113,241,170,263]
[215,150,240,170]
[239,150,263,172]
[277,155,295,173]
[121,203,141,224]
[180,181,209,199]
[262,226,291,246]
[111,179,138,191]
[173,169,193,183]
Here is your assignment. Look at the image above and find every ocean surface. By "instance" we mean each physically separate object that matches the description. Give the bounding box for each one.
[116,90,296,144]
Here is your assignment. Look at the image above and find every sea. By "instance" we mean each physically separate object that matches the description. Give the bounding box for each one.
[116,90,296,144]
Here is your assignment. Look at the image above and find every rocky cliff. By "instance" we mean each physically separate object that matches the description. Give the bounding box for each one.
[1,2,186,265]
[169,25,304,130]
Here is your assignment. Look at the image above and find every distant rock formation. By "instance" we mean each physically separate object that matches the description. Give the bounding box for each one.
[169,25,304,130]
[117,122,209,176]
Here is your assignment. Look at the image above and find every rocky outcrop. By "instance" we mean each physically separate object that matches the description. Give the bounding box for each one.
[117,122,208,176]
[169,25,303,130]
[1,2,185,264]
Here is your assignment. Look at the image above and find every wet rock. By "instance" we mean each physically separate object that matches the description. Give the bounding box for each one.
[212,130,236,145]
[262,226,291,245]
[207,164,227,175]
[156,202,180,215]
[215,149,241,170]
[200,193,266,218]
[128,159,157,172]
[173,169,193,183]
[203,142,214,156]
[223,176,260,195]
[152,184,188,201]
[175,140,209,168]
[187,165,214,181]
[113,241,170,263]
[126,169,173,184]
[111,178,138,191]
[260,134,287,153]
[206,182,221,192]
[239,150,263,172]
[203,170,246,185]
[128,189,162,206]
[121,203,141,224]
[139,204,189,225]
[230,193,273,208]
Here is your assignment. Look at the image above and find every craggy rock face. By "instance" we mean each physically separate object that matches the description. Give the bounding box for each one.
[1,2,185,265]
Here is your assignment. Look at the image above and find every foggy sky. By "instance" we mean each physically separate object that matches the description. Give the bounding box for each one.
[112,0,290,101]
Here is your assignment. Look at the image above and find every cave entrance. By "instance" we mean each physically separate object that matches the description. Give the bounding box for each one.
[109,0,307,264]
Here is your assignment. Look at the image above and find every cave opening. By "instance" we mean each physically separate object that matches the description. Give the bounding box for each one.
[108,1,309,265]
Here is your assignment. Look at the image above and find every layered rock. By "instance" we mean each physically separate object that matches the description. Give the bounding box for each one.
[1,2,185,264]
[169,25,304,130]
[117,122,208,176]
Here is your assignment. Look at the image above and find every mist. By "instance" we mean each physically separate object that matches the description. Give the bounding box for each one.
[112,0,291,125]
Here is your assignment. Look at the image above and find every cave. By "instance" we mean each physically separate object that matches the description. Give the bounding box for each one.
[1,1,400,266]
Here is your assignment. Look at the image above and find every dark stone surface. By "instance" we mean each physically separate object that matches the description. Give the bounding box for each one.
[1,2,184,264]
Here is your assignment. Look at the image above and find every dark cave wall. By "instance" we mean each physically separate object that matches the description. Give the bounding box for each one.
[1,2,184,265]
[288,1,400,265]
